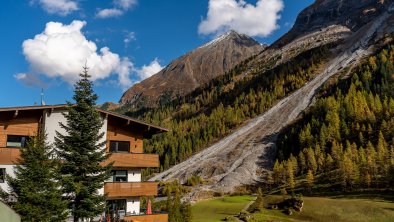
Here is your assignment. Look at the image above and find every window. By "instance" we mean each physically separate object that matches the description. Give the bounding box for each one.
[111,170,128,182]
[107,199,126,219]
[0,168,5,183]
[109,141,130,153]
[6,135,30,148]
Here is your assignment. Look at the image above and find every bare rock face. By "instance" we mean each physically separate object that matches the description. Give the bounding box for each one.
[273,0,391,47]
[119,31,265,107]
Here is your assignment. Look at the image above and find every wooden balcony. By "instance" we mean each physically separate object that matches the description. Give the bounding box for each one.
[124,214,168,222]
[103,153,159,168]
[104,182,158,198]
[0,148,20,165]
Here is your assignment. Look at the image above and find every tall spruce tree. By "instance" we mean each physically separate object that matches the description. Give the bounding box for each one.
[55,67,112,221]
[1,127,68,221]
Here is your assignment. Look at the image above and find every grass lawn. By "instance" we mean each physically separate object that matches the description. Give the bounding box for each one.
[192,195,394,222]
[191,195,254,222]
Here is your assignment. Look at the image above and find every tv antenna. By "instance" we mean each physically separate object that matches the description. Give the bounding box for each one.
[40,88,45,106]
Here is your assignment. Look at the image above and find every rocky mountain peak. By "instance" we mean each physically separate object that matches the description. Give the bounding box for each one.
[273,0,391,47]
[199,30,259,49]
[119,31,265,107]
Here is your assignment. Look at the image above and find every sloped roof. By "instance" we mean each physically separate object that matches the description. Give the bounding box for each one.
[0,104,169,136]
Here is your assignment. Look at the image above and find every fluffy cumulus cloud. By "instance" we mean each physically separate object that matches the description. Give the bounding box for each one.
[137,58,163,80]
[22,20,134,89]
[199,0,284,37]
[31,0,78,16]
[96,0,137,18]
[20,20,162,90]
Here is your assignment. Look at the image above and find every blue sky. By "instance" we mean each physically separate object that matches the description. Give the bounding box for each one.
[0,0,313,107]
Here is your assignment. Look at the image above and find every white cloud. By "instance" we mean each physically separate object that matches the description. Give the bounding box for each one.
[22,20,134,89]
[124,31,136,47]
[31,0,78,16]
[198,0,284,37]
[116,58,134,88]
[115,0,137,10]
[137,58,163,80]
[14,73,47,88]
[96,8,124,18]
[96,0,137,18]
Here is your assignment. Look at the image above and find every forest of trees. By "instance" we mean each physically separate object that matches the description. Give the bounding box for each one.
[122,45,332,176]
[273,44,394,191]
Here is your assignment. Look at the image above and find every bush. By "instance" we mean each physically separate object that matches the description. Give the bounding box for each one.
[186,175,203,186]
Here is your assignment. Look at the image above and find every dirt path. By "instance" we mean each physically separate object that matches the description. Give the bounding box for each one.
[150,10,392,197]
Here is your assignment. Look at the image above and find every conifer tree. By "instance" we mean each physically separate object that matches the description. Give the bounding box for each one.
[181,201,192,222]
[55,67,112,221]
[2,128,68,221]
[305,170,314,192]
[286,161,296,191]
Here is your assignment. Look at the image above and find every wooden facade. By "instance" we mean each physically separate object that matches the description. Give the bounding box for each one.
[103,153,159,168]
[104,182,158,198]
[0,110,42,147]
[0,148,20,165]
[106,118,144,153]
[124,214,168,222]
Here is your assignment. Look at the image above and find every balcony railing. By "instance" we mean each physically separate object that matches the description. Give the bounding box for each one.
[103,153,159,168]
[0,148,20,164]
[104,182,158,198]
[123,213,168,222]
[0,148,159,169]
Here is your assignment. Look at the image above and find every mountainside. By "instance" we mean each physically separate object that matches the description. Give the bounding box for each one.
[120,0,394,200]
[120,31,265,107]
[273,0,391,48]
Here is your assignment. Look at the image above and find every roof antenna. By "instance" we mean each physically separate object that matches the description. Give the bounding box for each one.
[40,88,45,106]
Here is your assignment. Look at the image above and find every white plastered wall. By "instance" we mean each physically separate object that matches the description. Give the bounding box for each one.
[126,197,140,215]
[44,110,68,145]
[127,169,141,182]
[44,109,108,148]
[125,169,141,214]
[0,165,16,193]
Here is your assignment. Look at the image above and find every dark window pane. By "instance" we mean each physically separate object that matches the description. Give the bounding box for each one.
[7,135,29,148]
[117,142,129,152]
[113,170,127,182]
[109,141,117,152]
[109,141,130,153]
[0,168,5,183]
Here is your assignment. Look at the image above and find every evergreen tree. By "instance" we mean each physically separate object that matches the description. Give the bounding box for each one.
[55,67,112,221]
[2,128,68,221]
[305,170,314,192]
[286,161,296,191]
[181,201,192,222]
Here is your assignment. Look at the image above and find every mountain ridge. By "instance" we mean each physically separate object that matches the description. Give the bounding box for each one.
[119,30,265,108]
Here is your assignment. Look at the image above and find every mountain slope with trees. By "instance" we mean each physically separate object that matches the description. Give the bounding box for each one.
[274,44,394,191]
